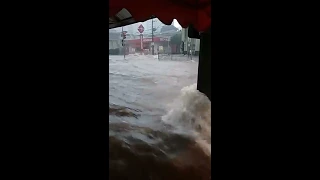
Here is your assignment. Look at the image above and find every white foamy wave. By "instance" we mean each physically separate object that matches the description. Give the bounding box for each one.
[162,83,211,155]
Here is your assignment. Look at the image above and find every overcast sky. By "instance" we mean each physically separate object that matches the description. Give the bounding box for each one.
[111,18,182,33]
[172,19,182,30]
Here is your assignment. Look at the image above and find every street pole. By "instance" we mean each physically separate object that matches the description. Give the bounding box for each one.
[122,26,125,59]
[168,37,171,59]
[151,18,154,55]
[167,37,170,53]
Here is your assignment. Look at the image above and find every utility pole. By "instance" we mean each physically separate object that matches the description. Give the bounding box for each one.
[122,26,125,59]
[167,37,170,53]
[151,18,154,55]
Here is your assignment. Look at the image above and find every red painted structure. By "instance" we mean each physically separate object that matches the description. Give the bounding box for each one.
[126,37,169,49]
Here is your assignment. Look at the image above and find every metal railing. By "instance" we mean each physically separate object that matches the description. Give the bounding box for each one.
[157,53,198,61]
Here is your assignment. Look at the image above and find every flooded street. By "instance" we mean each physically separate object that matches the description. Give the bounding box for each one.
[109,54,211,179]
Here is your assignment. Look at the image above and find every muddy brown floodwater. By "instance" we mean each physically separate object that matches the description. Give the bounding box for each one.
[109,55,211,179]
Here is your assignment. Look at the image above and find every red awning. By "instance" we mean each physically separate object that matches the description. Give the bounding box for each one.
[109,0,211,32]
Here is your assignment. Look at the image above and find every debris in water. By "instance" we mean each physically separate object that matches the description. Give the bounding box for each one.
[109,104,141,119]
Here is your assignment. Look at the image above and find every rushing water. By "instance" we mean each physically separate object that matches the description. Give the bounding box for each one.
[109,54,211,180]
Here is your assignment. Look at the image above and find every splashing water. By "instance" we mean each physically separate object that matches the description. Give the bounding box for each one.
[162,83,211,156]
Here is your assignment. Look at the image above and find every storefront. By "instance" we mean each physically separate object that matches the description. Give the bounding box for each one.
[126,37,169,54]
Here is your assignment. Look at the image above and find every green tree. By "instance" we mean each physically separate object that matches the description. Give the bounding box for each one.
[160,25,178,33]
[170,31,182,46]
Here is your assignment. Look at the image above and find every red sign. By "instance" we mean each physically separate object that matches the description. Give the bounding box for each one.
[138,24,144,33]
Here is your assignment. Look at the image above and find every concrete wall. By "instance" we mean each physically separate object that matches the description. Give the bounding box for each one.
[109,40,121,49]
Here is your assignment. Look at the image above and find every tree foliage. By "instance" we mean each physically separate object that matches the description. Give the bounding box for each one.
[170,31,182,45]
[160,25,178,33]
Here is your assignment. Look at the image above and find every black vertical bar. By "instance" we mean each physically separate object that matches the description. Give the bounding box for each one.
[197,29,211,101]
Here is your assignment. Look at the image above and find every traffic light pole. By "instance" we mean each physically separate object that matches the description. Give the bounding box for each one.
[122,27,125,59]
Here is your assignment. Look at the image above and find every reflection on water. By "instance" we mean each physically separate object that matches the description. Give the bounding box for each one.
[109,55,210,179]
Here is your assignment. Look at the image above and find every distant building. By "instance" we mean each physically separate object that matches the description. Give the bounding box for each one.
[110,19,183,54]
[113,18,164,36]
[125,36,169,54]
[145,18,163,34]
[160,25,178,33]
[109,32,121,50]
[181,28,200,55]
